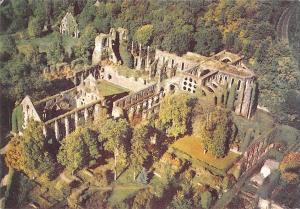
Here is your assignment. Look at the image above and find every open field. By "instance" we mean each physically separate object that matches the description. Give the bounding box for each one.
[172,136,240,172]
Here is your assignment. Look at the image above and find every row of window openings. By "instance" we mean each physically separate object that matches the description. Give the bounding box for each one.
[183,86,196,93]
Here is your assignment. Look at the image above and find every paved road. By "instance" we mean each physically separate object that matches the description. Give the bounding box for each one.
[276,4,296,43]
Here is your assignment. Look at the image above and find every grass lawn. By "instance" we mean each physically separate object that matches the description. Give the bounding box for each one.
[172,136,240,172]
[97,80,130,97]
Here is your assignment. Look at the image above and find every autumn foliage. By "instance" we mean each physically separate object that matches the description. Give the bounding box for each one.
[279,152,300,184]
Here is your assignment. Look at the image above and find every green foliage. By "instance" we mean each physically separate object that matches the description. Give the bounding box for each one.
[120,43,134,69]
[130,123,151,173]
[226,83,237,110]
[0,56,51,101]
[279,152,300,184]
[5,120,55,178]
[253,42,300,127]
[194,23,223,56]
[5,171,36,209]
[78,0,96,30]
[132,188,155,209]
[28,16,44,38]
[75,24,97,62]
[222,174,236,190]
[134,24,154,46]
[162,24,193,55]
[11,105,23,133]
[158,93,194,138]
[99,118,131,179]
[169,190,193,209]
[57,127,101,172]
[45,32,65,64]
[201,190,213,209]
[100,118,131,154]
[194,109,232,158]
[0,35,16,61]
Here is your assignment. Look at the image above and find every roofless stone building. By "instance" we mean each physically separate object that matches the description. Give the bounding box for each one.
[60,12,79,38]
[17,27,258,140]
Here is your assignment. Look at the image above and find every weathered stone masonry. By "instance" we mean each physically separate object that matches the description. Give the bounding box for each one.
[19,28,258,139]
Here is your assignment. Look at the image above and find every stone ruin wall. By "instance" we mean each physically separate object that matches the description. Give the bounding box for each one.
[112,83,163,122]
[100,65,153,92]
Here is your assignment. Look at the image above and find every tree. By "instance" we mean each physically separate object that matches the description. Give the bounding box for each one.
[28,16,44,38]
[45,32,65,65]
[130,123,152,180]
[132,188,155,209]
[75,24,97,62]
[119,43,134,69]
[57,127,101,172]
[222,174,236,191]
[169,190,193,209]
[194,24,223,56]
[99,118,131,180]
[0,35,16,61]
[194,109,232,158]
[5,120,54,178]
[78,0,96,30]
[162,24,194,55]
[134,24,154,46]
[11,105,23,133]
[279,152,300,184]
[201,190,213,209]
[158,93,194,138]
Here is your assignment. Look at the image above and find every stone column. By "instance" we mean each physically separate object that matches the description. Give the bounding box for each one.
[235,81,245,115]
[65,117,70,135]
[241,80,252,117]
[54,120,59,140]
[146,46,150,70]
[81,73,84,83]
[75,111,79,128]
[148,98,153,109]
[84,108,89,121]
[42,125,47,138]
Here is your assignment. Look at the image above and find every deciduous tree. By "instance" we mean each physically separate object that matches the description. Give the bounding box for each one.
[99,118,131,180]
[130,123,151,180]
[134,24,154,46]
[159,93,194,138]
[194,109,232,158]
[5,120,54,178]
[279,152,300,184]
[57,127,101,172]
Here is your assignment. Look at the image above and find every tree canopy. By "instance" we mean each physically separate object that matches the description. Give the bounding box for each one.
[193,109,232,158]
[5,120,55,178]
[158,93,194,138]
[57,127,101,172]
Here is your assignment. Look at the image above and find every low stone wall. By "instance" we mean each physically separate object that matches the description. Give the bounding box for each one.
[101,65,152,92]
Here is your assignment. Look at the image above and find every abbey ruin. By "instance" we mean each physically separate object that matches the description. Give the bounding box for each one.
[18,27,257,140]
